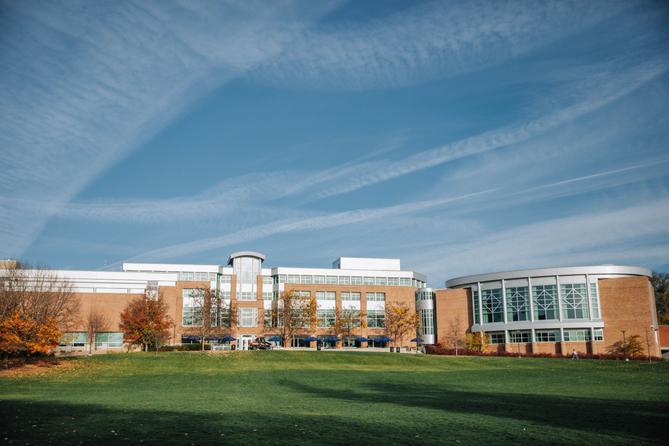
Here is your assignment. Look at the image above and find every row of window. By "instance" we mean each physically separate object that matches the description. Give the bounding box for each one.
[261,308,385,329]
[178,273,426,288]
[59,332,124,348]
[487,328,604,344]
[190,290,384,302]
[472,283,601,324]
[419,309,434,336]
[277,275,423,287]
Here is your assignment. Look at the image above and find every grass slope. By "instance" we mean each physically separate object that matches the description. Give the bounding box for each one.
[1,352,668,445]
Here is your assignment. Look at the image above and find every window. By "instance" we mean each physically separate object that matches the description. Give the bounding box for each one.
[278,275,287,284]
[375,277,387,286]
[262,276,274,284]
[316,291,336,301]
[182,288,204,326]
[363,277,375,285]
[338,276,350,285]
[563,329,591,342]
[314,275,325,284]
[301,275,313,284]
[220,291,231,299]
[195,272,210,281]
[220,275,232,283]
[317,309,336,327]
[590,282,601,319]
[263,309,273,328]
[262,292,273,300]
[560,283,589,320]
[506,287,530,322]
[420,309,434,336]
[179,272,194,281]
[341,292,361,301]
[366,292,385,302]
[388,277,399,286]
[238,308,258,327]
[488,332,505,344]
[508,331,531,343]
[287,275,300,284]
[593,328,604,341]
[399,278,412,286]
[351,276,363,285]
[60,332,87,347]
[535,329,560,342]
[472,290,480,324]
[367,309,385,328]
[533,285,557,320]
[237,292,257,301]
[294,290,311,298]
[326,276,338,285]
[95,332,123,348]
[481,288,503,323]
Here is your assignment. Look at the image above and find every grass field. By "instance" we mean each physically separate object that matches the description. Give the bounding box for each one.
[1,352,668,445]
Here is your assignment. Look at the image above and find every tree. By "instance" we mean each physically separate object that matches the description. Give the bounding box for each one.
[276,291,317,347]
[384,303,419,350]
[184,287,238,351]
[607,334,645,358]
[119,292,173,351]
[444,316,466,355]
[651,272,669,324]
[465,332,488,353]
[335,306,362,342]
[0,264,78,358]
[85,307,109,354]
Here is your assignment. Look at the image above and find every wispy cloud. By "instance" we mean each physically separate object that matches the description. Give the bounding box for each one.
[249,0,638,90]
[0,0,339,256]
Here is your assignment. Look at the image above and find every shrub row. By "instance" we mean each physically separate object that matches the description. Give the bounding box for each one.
[425,344,662,361]
[157,344,212,352]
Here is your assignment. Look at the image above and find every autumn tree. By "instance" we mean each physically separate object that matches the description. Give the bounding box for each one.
[276,291,317,347]
[465,332,489,353]
[384,303,419,350]
[119,292,173,351]
[85,307,109,354]
[0,264,78,358]
[444,316,466,355]
[335,306,363,342]
[607,334,645,358]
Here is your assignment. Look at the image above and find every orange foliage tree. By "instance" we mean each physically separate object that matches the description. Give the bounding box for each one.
[0,311,61,356]
[119,293,173,352]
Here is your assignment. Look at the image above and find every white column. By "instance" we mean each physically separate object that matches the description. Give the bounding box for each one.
[528,277,535,323]
[501,279,508,324]
[477,282,483,327]
[556,275,563,321]
[585,275,593,320]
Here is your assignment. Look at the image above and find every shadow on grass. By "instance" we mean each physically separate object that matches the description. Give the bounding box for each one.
[279,379,668,442]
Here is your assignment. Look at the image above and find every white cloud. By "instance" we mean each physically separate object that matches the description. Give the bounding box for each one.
[0,0,339,257]
[249,0,638,90]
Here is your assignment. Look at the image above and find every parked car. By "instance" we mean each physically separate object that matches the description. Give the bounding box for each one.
[249,337,272,350]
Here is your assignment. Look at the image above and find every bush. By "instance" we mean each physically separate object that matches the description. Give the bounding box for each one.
[157,344,211,352]
[425,343,661,361]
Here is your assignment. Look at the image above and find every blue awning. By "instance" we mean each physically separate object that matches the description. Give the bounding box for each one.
[410,337,422,343]
[220,335,236,342]
[267,336,282,342]
[181,335,201,343]
[321,336,339,342]
[304,336,318,342]
[370,336,391,342]
[355,337,369,342]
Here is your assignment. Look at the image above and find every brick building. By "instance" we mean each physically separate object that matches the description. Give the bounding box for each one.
[425,266,661,357]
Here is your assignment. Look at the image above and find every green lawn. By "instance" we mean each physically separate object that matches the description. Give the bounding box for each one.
[1,352,668,445]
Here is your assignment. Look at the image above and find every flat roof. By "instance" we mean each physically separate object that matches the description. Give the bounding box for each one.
[446,264,651,288]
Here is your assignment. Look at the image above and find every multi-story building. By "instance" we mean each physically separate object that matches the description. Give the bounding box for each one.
[426,265,662,357]
[55,252,426,351]
[7,253,661,357]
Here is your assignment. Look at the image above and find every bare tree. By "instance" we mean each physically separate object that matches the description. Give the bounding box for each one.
[0,263,79,331]
[276,291,317,347]
[444,315,466,356]
[85,307,109,354]
[385,303,420,351]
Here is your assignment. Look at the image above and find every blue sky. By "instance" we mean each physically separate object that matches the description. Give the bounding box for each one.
[1,0,668,285]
